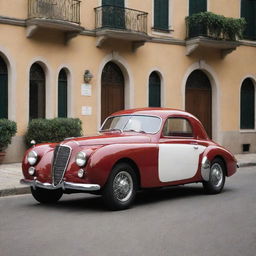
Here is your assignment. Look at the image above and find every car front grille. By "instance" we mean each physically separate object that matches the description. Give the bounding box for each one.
[52,145,71,186]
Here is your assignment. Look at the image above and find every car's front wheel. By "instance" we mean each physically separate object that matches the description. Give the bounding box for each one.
[203,158,226,194]
[102,163,138,210]
[31,187,63,204]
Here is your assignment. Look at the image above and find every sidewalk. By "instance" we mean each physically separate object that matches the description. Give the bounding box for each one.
[0,154,255,197]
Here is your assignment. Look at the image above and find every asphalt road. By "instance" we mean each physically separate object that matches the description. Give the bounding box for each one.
[0,166,256,256]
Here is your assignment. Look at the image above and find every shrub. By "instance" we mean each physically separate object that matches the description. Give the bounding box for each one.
[25,118,83,147]
[186,12,246,41]
[0,119,17,152]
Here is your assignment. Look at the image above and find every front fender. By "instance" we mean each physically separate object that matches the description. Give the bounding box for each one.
[86,144,159,188]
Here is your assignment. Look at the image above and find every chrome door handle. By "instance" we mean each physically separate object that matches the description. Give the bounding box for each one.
[191,143,199,149]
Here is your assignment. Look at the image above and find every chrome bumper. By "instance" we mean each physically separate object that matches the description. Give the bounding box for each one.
[20,179,101,192]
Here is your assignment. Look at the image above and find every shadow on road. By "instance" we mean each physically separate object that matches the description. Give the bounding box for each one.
[25,184,235,212]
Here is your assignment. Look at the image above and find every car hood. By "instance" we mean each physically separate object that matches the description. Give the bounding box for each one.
[63,133,152,147]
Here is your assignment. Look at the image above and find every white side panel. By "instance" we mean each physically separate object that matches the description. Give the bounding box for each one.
[159,144,206,182]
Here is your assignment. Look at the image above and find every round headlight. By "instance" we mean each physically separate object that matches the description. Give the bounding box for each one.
[76,152,87,167]
[27,150,38,166]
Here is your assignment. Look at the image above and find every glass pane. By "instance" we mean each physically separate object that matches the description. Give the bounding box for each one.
[163,118,193,137]
[101,115,161,134]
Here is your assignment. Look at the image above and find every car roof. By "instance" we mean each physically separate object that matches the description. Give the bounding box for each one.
[111,108,209,140]
[111,108,196,119]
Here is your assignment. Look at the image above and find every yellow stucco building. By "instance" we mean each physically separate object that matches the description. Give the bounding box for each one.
[0,0,256,162]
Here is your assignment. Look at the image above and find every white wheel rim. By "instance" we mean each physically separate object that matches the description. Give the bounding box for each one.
[210,163,224,188]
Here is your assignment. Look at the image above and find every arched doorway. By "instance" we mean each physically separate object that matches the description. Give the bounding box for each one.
[58,69,68,118]
[185,70,212,138]
[101,62,124,123]
[0,56,8,119]
[149,71,161,107]
[29,63,46,120]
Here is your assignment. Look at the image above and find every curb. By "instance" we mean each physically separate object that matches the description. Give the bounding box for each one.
[0,186,30,197]
[238,163,256,168]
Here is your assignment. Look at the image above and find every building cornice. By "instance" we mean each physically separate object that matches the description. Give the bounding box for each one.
[0,16,25,26]
[1,16,256,47]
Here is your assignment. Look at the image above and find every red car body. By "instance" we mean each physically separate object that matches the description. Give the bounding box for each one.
[21,108,237,210]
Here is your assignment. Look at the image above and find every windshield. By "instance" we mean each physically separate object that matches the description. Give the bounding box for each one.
[100,115,161,134]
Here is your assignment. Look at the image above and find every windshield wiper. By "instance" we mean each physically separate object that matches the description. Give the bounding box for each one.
[124,129,146,133]
[99,128,123,133]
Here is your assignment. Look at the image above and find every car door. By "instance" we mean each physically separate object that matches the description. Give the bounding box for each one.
[158,117,206,182]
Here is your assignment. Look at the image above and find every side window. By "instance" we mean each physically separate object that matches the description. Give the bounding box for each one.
[163,118,193,137]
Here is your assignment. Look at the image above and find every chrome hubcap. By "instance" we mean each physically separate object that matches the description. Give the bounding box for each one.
[210,163,223,187]
[113,171,133,202]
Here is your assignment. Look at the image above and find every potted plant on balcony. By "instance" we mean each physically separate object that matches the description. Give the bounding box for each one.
[0,119,17,163]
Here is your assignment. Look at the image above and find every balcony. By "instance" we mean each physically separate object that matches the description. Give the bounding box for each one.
[95,6,149,50]
[185,12,246,57]
[26,0,83,41]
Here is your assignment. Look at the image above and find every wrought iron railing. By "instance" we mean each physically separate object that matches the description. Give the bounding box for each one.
[95,6,148,34]
[28,0,80,24]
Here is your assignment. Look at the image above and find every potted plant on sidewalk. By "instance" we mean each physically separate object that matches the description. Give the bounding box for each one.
[0,119,17,163]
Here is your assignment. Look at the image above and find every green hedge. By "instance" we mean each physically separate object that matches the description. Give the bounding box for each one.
[25,118,83,147]
[0,119,17,152]
[186,12,246,41]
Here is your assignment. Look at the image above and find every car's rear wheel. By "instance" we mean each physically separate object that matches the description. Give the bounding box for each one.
[203,158,226,194]
[31,187,63,204]
[102,163,137,210]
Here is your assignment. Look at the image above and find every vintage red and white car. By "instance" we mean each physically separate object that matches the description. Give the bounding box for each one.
[21,108,238,210]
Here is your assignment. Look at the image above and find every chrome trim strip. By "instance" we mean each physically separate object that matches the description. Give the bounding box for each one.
[20,179,101,191]
[201,156,211,181]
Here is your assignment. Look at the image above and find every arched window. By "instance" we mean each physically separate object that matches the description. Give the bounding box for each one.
[29,63,45,120]
[0,56,8,119]
[149,71,161,107]
[58,69,68,118]
[240,78,255,129]
[241,0,256,40]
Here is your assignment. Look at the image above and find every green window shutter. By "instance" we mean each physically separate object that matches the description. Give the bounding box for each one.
[58,70,68,118]
[0,57,8,119]
[102,0,125,29]
[0,74,8,119]
[149,72,161,107]
[154,0,169,31]
[189,0,207,16]
[241,0,256,40]
[102,0,124,6]
[240,79,255,129]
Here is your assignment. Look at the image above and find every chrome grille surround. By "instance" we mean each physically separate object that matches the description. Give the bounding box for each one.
[52,145,72,186]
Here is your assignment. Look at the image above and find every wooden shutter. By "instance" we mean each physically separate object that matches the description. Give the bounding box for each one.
[58,70,68,118]
[149,72,161,107]
[154,0,169,31]
[241,0,256,40]
[102,0,125,29]
[0,74,8,119]
[0,57,8,119]
[240,79,255,129]
[102,0,124,6]
[189,0,207,16]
